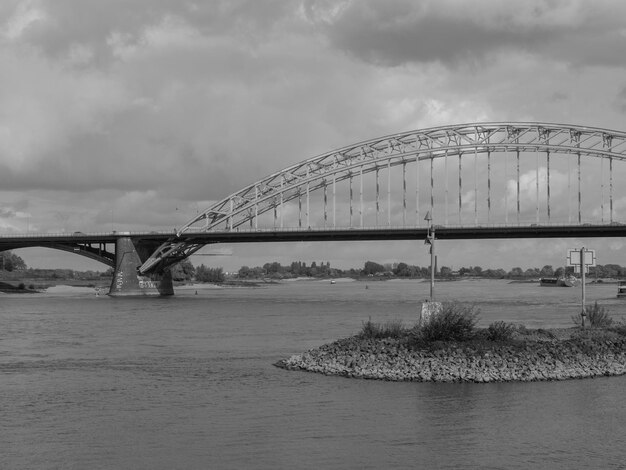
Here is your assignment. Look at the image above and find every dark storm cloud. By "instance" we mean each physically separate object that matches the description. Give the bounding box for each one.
[307,0,626,67]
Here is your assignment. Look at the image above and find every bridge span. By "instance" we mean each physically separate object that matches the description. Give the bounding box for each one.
[2,122,626,295]
[2,222,625,295]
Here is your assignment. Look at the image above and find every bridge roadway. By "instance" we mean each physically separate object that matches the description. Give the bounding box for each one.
[1,223,626,251]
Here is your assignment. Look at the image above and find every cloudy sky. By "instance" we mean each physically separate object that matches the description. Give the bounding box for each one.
[2,0,626,272]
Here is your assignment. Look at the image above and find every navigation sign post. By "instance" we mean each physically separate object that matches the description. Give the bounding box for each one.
[567,247,596,328]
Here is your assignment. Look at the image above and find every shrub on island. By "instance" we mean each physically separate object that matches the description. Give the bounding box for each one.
[417,302,479,342]
[485,321,517,342]
[571,301,613,328]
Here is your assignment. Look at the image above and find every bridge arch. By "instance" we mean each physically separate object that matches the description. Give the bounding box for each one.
[181,122,626,232]
[140,122,626,273]
[0,240,115,268]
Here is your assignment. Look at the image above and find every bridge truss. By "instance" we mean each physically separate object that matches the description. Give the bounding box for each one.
[139,122,626,274]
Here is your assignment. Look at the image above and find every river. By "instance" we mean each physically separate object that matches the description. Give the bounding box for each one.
[1,279,625,469]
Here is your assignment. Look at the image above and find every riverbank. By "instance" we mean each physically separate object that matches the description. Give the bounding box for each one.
[275,327,626,382]
[0,281,38,294]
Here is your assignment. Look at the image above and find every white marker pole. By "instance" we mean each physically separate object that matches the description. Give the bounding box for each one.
[580,247,586,328]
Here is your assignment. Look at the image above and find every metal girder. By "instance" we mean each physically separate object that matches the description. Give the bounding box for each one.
[49,243,116,267]
[138,122,626,274]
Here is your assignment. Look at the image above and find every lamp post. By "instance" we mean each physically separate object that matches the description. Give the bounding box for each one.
[424,211,435,301]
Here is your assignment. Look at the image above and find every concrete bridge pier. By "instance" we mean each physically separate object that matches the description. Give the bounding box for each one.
[108,236,174,296]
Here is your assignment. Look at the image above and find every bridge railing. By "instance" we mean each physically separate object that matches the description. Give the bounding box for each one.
[179,221,625,234]
[2,221,624,240]
[0,230,177,239]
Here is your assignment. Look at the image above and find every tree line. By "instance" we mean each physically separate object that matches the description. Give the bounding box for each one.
[3,248,626,282]
[233,260,626,280]
[0,251,225,283]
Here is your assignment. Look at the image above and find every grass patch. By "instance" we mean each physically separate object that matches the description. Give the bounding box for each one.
[359,319,407,339]
[486,321,517,341]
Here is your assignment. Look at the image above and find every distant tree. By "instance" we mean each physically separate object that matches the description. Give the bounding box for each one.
[540,265,554,277]
[393,262,410,277]
[263,262,284,275]
[195,265,225,283]
[319,262,331,276]
[170,259,195,281]
[509,267,524,277]
[363,261,385,275]
[252,266,266,277]
[411,265,424,277]
[523,268,538,277]
[290,261,302,276]
[603,264,621,278]
[0,251,27,271]
[483,268,506,278]
[238,266,252,278]
[439,266,452,278]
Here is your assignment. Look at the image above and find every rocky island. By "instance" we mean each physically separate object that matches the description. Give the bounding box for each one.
[275,303,626,383]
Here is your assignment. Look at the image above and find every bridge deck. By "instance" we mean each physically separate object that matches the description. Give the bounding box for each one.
[1,224,625,252]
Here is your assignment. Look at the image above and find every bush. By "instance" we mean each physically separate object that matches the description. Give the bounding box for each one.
[359,319,406,339]
[571,302,613,328]
[418,302,479,342]
[486,321,516,341]
[516,324,529,335]
[610,323,626,336]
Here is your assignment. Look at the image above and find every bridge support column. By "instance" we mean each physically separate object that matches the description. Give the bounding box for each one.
[108,237,174,296]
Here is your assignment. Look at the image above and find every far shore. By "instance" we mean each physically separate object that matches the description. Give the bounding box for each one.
[2,274,622,294]
[0,278,110,294]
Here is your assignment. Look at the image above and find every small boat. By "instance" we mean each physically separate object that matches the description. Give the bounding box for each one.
[330,280,336,284]
[540,276,579,287]
[617,281,626,298]
[539,277,559,286]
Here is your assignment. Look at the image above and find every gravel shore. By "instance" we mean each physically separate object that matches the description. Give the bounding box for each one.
[275,330,626,383]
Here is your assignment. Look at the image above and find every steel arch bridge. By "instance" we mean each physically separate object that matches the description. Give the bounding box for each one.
[139,121,626,274]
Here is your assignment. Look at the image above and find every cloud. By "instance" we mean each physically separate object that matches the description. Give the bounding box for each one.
[2,0,626,272]
[0,200,32,233]
[306,0,626,67]
[0,42,131,175]
[4,0,296,63]
[1,0,46,41]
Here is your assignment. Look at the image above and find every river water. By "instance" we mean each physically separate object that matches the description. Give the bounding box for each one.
[1,279,625,469]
